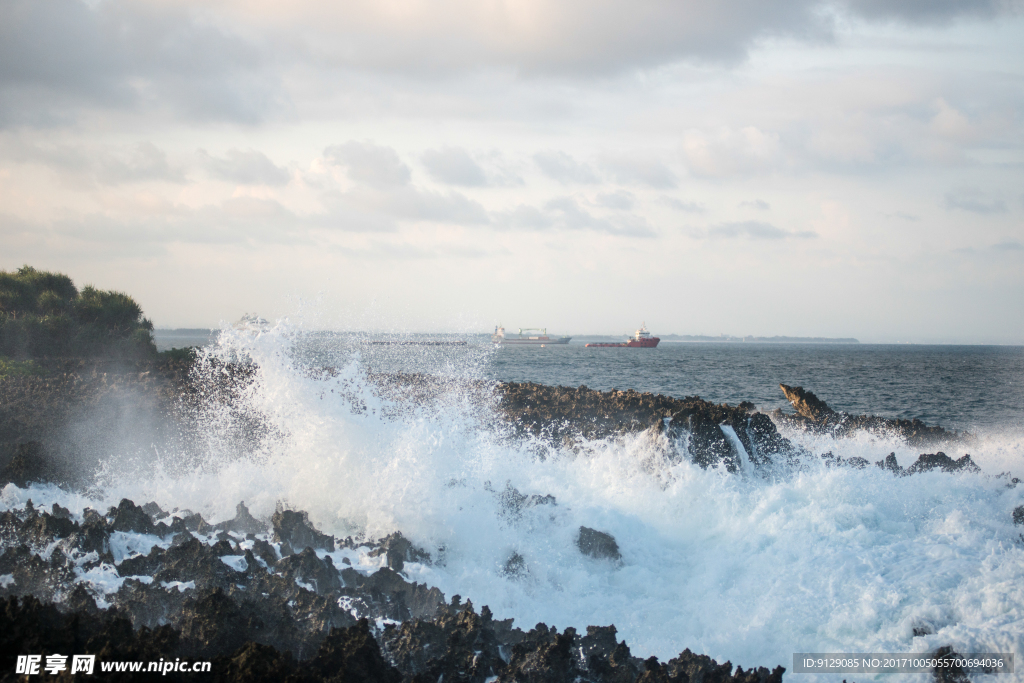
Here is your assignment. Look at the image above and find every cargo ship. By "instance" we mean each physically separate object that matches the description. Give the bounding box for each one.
[492,325,571,345]
[585,323,660,348]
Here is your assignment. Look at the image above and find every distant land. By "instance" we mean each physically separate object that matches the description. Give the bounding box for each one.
[660,334,860,344]
[154,329,860,346]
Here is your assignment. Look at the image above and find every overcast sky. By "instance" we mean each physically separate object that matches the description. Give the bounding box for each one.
[1,0,1022,342]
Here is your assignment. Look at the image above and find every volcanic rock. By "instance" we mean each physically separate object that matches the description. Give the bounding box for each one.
[778,384,961,447]
[906,452,980,474]
[215,501,268,535]
[368,531,430,573]
[577,526,622,562]
[109,498,158,535]
[272,509,334,555]
[0,441,65,488]
[276,547,341,595]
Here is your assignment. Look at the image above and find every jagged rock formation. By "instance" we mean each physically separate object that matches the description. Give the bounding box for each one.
[494,381,795,472]
[776,384,963,447]
[0,498,786,683]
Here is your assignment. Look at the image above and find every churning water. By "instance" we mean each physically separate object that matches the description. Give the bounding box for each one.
[7,324,1024,681]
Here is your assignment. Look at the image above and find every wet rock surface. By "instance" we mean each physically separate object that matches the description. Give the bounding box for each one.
[0,497,786,682]
[494,381,798,471]
[776,384,963,447]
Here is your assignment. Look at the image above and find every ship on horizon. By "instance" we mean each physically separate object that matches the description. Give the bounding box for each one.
[585,323,660,348]
[492,325,571,345]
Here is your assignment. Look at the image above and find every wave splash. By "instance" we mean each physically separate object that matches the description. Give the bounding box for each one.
[7,321,1024,676]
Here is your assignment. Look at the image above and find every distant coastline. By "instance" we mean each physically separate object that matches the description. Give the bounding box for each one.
[154,329,861,345]
[660,334,860,344]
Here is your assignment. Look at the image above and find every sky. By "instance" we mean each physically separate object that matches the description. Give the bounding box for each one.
[1,0,1022,343]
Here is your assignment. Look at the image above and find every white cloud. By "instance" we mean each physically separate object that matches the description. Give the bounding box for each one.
[705,221,816,240]
[421,147,488,187]
[199,148,291,186]
[533,151,600,184]
[600,155,677,189]
[681,127,782,178]
[945,187,1007,213]
[324,141,412,189]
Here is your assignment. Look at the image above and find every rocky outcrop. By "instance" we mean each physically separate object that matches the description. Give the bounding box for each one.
[777,384,963,447]
[272,508,335,555]
[578,526,621,561]
[495,381,796,472]
[0,498,786,682]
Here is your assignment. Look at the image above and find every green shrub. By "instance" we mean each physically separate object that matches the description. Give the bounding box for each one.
[0,265,156,359]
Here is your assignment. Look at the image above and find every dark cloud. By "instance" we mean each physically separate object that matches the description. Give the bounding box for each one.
[199,148,291,186]
[706,221,816,240]
[0,0,273,127]
[421,147,487,187]
[324,142,412,189]
[841,0,1014,23]
[534,152,600,184]
[945,187,1007,214]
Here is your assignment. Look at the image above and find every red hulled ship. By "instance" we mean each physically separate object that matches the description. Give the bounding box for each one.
[585,323,661,348]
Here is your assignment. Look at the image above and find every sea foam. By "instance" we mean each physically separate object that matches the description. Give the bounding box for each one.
[5,321,1022,682]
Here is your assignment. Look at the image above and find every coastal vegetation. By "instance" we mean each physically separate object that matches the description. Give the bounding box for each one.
[0,265,156,361]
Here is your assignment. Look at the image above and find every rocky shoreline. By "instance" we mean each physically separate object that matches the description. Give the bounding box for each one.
[0,496,786,683]
[0,357,1000,682]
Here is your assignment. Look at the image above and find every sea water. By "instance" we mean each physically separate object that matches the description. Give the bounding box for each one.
[7,324,1024,681]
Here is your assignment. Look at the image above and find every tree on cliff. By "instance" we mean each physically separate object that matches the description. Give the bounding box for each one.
[0,266,156,359]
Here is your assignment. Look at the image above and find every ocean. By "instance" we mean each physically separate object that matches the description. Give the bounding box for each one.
[14,326,1024,680]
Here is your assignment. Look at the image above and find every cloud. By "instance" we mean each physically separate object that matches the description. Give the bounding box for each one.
[706,221,816,240]
[991,240,1024,252]
[841,0,1013,24]
[2,139,185,186]
[533,151,600,184]
[0,0,274,127]
[739,199,771,210]
[660,197,705,213]
[944,187,1007,214]
[324,141,412,189]
[216,0,1018,77]
[682,127,782,178]
[595,190,636,211]
[496,197,655,237]
[421,147,487,187]
[544,196,656,237]
[600,155,677,189]
[198,148,291,186]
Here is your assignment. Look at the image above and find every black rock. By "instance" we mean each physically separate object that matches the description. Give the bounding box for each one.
[577,526,622,561]
[906,452,980,474]
[0,441,64,488]
[276,548,342,595]
[368,531,430,573]
[215,502,268,535]
[272,509,334,555]
[109,498,157,535]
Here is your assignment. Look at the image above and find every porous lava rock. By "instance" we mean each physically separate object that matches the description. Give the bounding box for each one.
[0,497,787,683]
[777,384,962,447]
[272,509,335,555]
[577,526,621,561]
[494,381,796,471]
